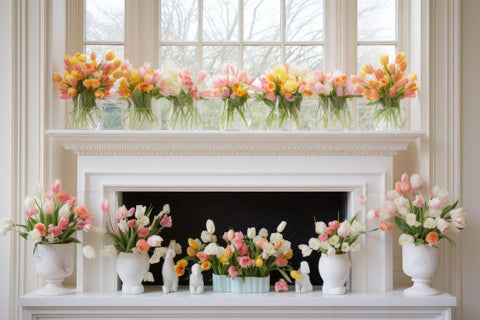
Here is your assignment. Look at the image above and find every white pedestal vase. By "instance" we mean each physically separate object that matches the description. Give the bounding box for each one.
[34,243,75,296]
[318,253,351,295]
[402,244,440,296]
[117,252,150,295]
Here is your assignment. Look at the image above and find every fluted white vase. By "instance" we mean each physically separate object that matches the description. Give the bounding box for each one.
[318,253,351,295]
[34,243,75,296]
[402,244,440,296]
[117,252,150,295]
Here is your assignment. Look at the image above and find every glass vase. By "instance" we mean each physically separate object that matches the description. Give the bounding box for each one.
[264,95,303,131]
[218,98,252,131]
[69,92,104,130]
[167,99,202,130]
[317,98,352,131]
[121,92,159,130]
[374,99,406,130]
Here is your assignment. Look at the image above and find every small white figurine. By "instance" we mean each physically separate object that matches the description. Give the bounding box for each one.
[189,263,204,295]
[295,261,313,294]
[162,240,179,294]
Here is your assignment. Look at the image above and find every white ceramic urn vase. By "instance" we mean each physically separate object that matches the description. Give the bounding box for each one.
[318,253,351,295]
[34,243,75,296]
[117,252,150,295]
[402,244,439,296]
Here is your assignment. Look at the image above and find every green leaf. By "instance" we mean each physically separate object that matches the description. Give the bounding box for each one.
[277,268,292,283]
[442,234,456,250]
[395,216,411,234]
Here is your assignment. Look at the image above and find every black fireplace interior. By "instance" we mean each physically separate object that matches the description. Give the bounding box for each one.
[122,191,347,286]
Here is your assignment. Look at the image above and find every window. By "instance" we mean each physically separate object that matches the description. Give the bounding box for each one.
[79,0,404,130]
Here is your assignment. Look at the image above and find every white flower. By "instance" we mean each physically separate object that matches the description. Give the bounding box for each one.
[33,183,43,199]
[58,204,70,219]
[394,196,410,209]
[270,232,283,244]
[174,243,182,255]
[258,228,269,238]
[423,218,436,229]
[144,272,154,282]
[252,235,262,244]
[406,213,421,227]
[206,219,215,234]
[215,246,226,259]
[432,186,449,202]
[367,209,379,220]
[435,217,450,233]
[315,221,327,234]
[91,226,107,236]
[449,208,467,228]
[398,207,411,216]
[43,200,54,215]
[262,242,276,259]
[328,235,340,247]
[247,227,256,239]
[135,205,146,219]
[150,247,167,264]
[147,235,163,247]
[399,233,414,246]
[308,238,321,250]
[410,174,425,190]
[45,233,55,243]
[101,245,117,257]
[319,241,330,250]
[387,190,400,199]
[351,242,361,252]
[279,240,292,254]
[118,219,128,232]
[82,245,96,259]
[27,229,42,242]
[327,247,336,256]
[194,238,202,248]
[201,230,215,243]
[161,204,170,215]
[24,196,35,209]
[137,216,150,228]
[428,209,441,218]
[277,221,287,233]
[337,221,351,238]
[0,218,13,236]
[298,244,313,257]
[428,197,444,211]
[341,242,350,253]
[203,242,219,255]
[350,221,365,236]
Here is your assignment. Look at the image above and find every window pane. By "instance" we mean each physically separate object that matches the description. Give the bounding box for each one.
[357,44,396,69]
[286,45,323,71]
[286,0,324,41]
[161,0,198,41]
[203,46,239,77]
[244,0,281,41]
[85,0,124,42]
[85,45,124,60]
[243,46,281,77]
[357,0,396,41]
[159,46,198,72]
[203,0,238,41]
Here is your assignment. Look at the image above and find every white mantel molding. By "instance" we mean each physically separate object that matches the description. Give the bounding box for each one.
[46,130,424,157]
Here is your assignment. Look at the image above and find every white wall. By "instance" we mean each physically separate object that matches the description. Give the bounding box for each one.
[0,0,13,319]
[461,0,480,319]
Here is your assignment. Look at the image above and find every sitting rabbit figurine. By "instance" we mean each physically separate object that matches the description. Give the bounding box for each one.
[189,263,204,295]
[162,240,179,294]
[295,261,313,294]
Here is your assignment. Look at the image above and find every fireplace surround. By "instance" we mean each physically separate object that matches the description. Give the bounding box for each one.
[19,130,457,320]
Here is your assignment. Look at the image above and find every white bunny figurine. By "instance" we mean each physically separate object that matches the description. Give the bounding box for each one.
[189,263,204,295]
[295,261,313,294]
[162,240,179,294]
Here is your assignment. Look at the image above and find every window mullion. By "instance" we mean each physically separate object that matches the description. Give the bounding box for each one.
[67,0,84,54]
[198,0,203,71]
[125,0,156,67]
[239,0,243,69]
[280,0,286,63]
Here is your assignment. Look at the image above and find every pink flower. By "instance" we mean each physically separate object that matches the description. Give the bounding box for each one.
[410,174,425,190]
[34,223,47,236]
[160,215,172,228]
[51,179,61,194]
[227,229,235,241]
[77,221,92,231]
[222,87,230,97]
[137,227,149,238]
[328,220,340,230]
[383,200,397,216]
[66,197,77,205]
[228,266,238,278]
[265,92,276,101]
[275,279,288,292]
[367,208,381,220]
[127,219,136,228]
[147,235,162,247]
[43,200,54,215]
[318,233,329,242]
[237,256,254,269]
[256,238,268,249]
[413,195,425,208]
[359,195,366,206]
[237,243,249,256]
[379,221,393,232]
[127,207,135,217]
[428,197,444,211]
[47,224,62,237]
[275,254,288,267]
[326,227,335,236]
[25,208,39,217]
[58,218,70,229]
[101,199,110,214]
[197,251,210,262]
[115,206,128,219]
[196,71,207,83]
[46,191,54,200]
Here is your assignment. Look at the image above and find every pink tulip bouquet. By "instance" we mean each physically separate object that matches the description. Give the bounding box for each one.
[368,173,466,249]
[0,179,96,258]
[211,65,255,130]
[310,70,362,130]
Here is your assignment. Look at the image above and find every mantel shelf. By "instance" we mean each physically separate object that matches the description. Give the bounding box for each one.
[47,130,424,156]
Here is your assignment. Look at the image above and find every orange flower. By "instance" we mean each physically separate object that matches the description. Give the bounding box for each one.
[177,259,188,267]
[274,241,282,250]
[90,52,97,62]
[267,82,276,92]
[94,89,104,99]
[196,251,210,262]
[225,245,232,257]
[34,223,47,236]
[105,51,115,61]
[426,232,439,246]
[201,261,211,271]
[113,70,124,79]
[83,79,92,88]
[186,246,196,256]
[284,251,293,259]
[52,72,62,83]
[67,87,77,97]
[366,80,379,89]
[74,205,89,218]
[303,88,313,97]
[57,190,71,202]
[379,221,394,232]
[334,75,348,87]
[174,264,185,276]
[136,239,151,253]
[395,52,405,64]
[92,79,100,88]
[398,60,407,72]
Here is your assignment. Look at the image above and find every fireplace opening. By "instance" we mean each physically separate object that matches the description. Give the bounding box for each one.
[122,191,348,286]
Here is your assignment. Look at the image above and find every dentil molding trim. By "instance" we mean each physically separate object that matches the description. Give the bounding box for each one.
[47,130,424,157]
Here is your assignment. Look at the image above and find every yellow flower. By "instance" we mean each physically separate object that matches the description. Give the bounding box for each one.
[177,259,188,267]
[408,72,417,82]
[284,80,299,93]
[130,70,140,85]
[237,87,246,97]
[201,261,211,271]
[284,251,293,259]
[52,72,62,83]
[105,51,115,61]
[380,54,389,66]
[255,256,263,267]
[267,82,276,92]
[70,71,82,80]
[188,238,199,250]
[67,87,77,97]
[395,52,405,64]
[272,66,288,83]
[119,78,129,88]
[290,270,303,280]
[219,254,229,264]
